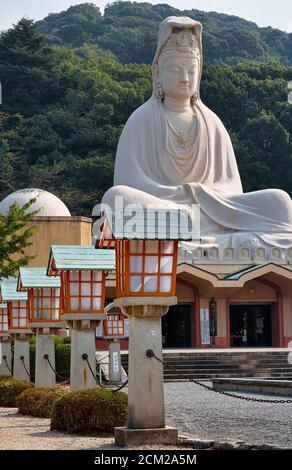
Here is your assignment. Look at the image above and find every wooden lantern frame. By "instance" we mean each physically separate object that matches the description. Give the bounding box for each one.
[0,278,29,332]
[61,270,105,315]
[47,245,116,318]
[18,267,63,325]
[0,303,9,335]
[115,239,178,298]
[103,309,126,338]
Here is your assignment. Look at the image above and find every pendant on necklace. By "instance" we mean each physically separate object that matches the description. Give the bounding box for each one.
[177,130,189,149]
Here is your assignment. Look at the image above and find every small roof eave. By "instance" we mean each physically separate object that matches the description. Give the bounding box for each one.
[18,267,61,290]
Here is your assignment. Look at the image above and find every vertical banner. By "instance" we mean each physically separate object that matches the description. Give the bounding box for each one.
[200,308,210,345]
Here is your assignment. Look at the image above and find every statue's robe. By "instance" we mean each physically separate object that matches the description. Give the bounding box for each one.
[103,96,292,252]
[102,16,292,253]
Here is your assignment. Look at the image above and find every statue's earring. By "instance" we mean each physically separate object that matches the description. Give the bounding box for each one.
[191,91,199,105]
[156,80,164,102]
[153,64,164,102]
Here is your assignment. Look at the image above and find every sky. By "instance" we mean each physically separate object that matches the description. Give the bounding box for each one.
[0,0,292,33]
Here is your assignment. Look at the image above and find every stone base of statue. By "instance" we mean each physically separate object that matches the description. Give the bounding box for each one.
[63,315,105,391]
[112,297,178,446]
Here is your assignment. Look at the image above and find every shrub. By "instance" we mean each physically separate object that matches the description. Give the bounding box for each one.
[51,388,128,435]
[62,336,71,344]
[0,375,12,381]
[55,342,70,380]
[0,377,33,406]
[17,387,69,418]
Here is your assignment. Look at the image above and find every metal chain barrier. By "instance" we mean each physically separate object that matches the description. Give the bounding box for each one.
[2,355,12,374]
[146,349,292,404]
[83,353,128,393]
[43,354,70,384]
[82,353,105,388]
[112,379,128,393]
[20,355,32,380]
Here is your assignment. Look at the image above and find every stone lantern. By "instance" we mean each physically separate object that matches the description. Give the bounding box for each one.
[103,305,126,383]
[47,245,115,391]
[99,207,195,446]
[18,267,64,388]
[0,278,32,382]
[0,302,12,376]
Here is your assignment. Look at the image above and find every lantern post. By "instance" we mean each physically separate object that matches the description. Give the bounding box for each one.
[47,245,115,391]
[99,206,194,446]
[0,278,32,382]
[0,303,12,376]
[18,268,64,388]
[103,305,126,384]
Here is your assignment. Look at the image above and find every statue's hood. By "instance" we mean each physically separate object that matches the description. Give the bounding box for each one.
[152,16,203,96]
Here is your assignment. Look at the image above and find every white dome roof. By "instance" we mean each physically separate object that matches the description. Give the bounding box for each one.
[0,188,71,217]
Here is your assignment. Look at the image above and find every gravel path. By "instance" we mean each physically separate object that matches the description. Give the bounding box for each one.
[1,383,291,449]
[165,382,292,448]
[0,408,115,450]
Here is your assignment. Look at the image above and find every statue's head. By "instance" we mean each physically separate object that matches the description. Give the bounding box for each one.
[152,17,203,105]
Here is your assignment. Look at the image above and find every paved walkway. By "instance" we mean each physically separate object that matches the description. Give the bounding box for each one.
[165,382,292,448]
[0,382,291,449]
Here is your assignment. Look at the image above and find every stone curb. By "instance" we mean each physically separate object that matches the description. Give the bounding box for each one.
[178,436,291,450]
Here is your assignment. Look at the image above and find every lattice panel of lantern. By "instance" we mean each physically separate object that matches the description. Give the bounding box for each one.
[29,287,61,322]
[0,278,29,332]
[62,270,104,313]
[18,267,62,325]
[116,240,178,297]
[8,300,28,329]
[0,303,8,335]
[103,311,125,339]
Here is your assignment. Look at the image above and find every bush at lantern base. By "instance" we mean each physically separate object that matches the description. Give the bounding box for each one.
[0,377,33,407]
[17,387,69,418]
[51,388,128,434]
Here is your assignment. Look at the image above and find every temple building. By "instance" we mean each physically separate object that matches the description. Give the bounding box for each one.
[98,245,292,351]
[0,188,92,266]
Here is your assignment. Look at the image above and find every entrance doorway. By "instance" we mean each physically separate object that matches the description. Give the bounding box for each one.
[230,303,272,347]
[162,303,192,348]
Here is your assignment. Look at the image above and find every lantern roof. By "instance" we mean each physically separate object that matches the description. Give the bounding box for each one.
[18,267,61,291]
[0,278,28,302]
[100,206,200,242]
[47,245,116,275]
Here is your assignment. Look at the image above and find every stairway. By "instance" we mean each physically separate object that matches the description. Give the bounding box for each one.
[121,350,292,382]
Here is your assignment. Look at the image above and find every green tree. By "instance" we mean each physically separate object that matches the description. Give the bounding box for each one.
[0,199,39,278]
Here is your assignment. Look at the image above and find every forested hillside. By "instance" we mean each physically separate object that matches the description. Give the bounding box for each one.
[37,2,292,65]
[0,3,292,216]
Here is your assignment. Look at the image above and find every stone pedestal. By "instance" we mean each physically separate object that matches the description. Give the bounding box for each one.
[112,296,178,446]
[29,323,65,389]
[0,337,12,376]
[13,336,31,382]
[35,335,56,388]
[63,316,104,391]
[109,339,122,384]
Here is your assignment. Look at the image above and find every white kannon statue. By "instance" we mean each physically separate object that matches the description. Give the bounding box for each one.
[102,16,292,254]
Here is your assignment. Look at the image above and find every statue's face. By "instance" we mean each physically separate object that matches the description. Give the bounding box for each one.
[159,54,199,101]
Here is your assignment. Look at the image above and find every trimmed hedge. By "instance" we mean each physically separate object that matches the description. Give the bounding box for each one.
[0,377,33,407]
[17,387,69,418]
[51,388,128,435]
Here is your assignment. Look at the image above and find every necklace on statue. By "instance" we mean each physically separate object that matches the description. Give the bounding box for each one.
[166,120,191,149]
[165,113,197,154]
